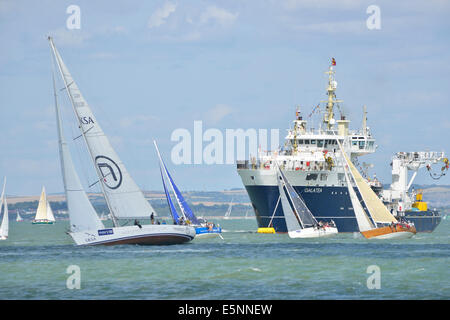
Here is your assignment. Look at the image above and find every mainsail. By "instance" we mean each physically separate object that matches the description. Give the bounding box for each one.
[337,144,374,231]
[35,187,49,221]
[277,166,318,231]
[0,177,8,238]
[52,68,104,232]
[49,37,155,221]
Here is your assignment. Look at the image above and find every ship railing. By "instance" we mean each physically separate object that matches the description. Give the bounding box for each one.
[394,151,445,161]
[236,159,338,172]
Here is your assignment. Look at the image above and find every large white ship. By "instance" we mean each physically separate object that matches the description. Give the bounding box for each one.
[237,59,377,232]
[237,59,447,233]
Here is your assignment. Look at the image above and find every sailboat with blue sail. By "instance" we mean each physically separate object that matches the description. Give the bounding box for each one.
[154,141,223,239]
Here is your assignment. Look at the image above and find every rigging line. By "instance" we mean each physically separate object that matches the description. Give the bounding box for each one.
[268,195,281,228]
[59,81,74,91]
[88,171,113,188]
[73,126,94,140]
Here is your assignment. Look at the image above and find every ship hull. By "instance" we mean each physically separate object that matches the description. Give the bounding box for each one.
[245,185,360,233]
[396,210,441,233]
[245,185,440,233]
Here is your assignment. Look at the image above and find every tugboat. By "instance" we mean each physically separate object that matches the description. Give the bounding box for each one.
[237,58,378,233]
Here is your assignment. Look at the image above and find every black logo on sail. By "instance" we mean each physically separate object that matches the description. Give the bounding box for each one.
[95,155,122,189]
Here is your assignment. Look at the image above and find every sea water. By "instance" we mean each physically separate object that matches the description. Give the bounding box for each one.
[0,218,448,299]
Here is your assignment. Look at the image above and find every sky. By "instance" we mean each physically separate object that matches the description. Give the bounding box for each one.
[0,0,450,196]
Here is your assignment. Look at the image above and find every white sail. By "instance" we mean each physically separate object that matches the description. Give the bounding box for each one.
[34,186,48,221]
[52,66,104,232]
[276,168,304,232]
[46,200,56,222]
[340,147,396,224]
[16,211,23,222]
[338,149,374,232]
[224,199,233,218]
[49,37,155,220]
[335,138,396,226]
[0,177,8,238]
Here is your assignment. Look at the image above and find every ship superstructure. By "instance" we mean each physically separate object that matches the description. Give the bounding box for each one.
[237,60,378,232]
[380,151,448,232]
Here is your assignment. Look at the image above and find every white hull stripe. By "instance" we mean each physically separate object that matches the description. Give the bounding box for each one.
[75,232,194,246]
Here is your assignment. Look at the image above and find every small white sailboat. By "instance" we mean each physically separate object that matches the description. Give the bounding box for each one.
[16,210,24,222]
[223,199,233,220]
[32,186,56,225]
[276,165,338,238]
[337,140,416,239]
[49,37,195,245]
[0,177,9,240]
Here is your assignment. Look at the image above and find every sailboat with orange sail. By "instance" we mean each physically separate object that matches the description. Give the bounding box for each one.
[337,140,416,239]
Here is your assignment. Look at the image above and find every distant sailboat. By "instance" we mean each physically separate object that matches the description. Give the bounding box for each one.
[0,177,9,240]
[16,210,23,222]
[49,37,195,245]
[224,199,233,220]
[154,141,222,239]
[32,186,56,225]
[276,165,338,238]
[337,140,416,239]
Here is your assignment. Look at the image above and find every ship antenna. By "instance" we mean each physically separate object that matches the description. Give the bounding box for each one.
[321,58,343,131]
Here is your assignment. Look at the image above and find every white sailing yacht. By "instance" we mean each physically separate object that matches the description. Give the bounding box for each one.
[16,210,23,222]
[337,140,416,239]
[32,186,56,224]
[276,165,338,238]
[0,177,9,240]
[224,199,233,219]
[48,37,195,245]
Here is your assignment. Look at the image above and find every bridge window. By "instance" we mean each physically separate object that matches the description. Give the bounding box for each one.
[306,173,318,181]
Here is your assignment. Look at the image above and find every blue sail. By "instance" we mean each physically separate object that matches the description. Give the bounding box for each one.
[159,165,180,224]
[161,161,199,225]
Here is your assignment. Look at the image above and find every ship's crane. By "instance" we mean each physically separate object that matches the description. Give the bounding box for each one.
[381,151,448,215]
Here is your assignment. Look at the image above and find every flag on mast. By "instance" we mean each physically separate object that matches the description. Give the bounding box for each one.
[331,58,336,66]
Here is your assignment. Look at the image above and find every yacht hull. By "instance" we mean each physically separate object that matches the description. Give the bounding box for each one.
[288,226,338,238]
[361,225,416,239]
[32,220,55,225]
[69,225,196,246]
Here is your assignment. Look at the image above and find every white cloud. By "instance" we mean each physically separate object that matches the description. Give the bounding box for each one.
[293,20,365,34]
[148,2,177,28]
[282,0,363,10]
[50,28,91,47]
[199,6,239,27]
[119,115,159,128]
[205,104,234,124]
